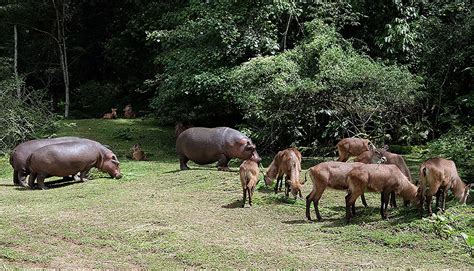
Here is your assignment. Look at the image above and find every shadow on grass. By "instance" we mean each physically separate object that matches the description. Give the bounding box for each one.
[222,199,243,209]
[0,184,16,187]
[256,185,277,194]
[281,219,310,225]
[14,177,84,190]
[162,167,239,174]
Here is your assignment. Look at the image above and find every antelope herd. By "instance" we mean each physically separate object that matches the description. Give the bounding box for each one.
[245,137,471,223]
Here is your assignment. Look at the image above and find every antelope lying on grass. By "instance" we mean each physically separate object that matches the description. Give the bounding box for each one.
[102,108,117,119]
[345,164,421,223]
[419,157,471,217]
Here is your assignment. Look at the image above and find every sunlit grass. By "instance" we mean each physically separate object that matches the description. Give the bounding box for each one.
[0,119,472,268]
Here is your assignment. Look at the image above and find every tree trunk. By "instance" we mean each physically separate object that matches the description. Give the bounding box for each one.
[13,24,20,98]
[53,0,70,118]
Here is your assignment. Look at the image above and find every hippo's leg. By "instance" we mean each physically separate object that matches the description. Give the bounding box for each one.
[27,173,37,189]
[36,175,48,190]
[179,154,190,170]
[13,169,20,185]
[217,155,230,171]
[79,167,93,181]
[17,171,29,187]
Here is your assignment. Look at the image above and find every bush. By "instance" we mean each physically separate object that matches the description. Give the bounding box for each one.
[0,76,57,154]
[423,126,473,181]
[229,21,423,153]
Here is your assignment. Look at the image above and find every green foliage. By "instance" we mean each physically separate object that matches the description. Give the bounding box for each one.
[0,60,57,154]
[461,232,474,257]
[70,81,121,118]
[114,127,134,141]
[228,21,422,152]
[424,126,474,180]
[424,213,455,239]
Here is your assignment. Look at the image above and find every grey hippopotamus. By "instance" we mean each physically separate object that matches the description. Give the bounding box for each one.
[27,141,122,190]
[176,127,261,170]
[9,137,83,186]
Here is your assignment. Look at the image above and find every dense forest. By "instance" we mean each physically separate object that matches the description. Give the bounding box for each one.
[0,1,472,161]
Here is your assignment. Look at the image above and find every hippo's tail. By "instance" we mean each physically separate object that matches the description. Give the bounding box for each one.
[9,149,15,166]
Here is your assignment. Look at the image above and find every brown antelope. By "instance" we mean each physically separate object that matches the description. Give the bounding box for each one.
[102,108,117,119]
[336,138,374,162]
[240,160,260,207]
[265,148,303,198]
[355,146,412,207]
[305,161,367,221]
[345,164,421,223]
[130,144,147,161]
[123,104,136,119]
[419,158,471,217]
[272,147,302,193]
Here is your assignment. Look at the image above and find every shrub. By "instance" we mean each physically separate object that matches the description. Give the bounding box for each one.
[0,74,57,154]
[423,126,473,181]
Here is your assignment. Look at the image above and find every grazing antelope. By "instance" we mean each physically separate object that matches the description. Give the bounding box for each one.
[355,146,412,207]
[419,158,471,217]
[240,160,260,207]
[345,164,421,223]
[265,148,303,199]
[305,161,367,221]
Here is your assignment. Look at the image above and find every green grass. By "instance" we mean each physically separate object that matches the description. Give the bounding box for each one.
[0,119,473,268]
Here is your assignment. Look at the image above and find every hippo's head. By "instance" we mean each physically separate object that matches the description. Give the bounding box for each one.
[240,138,261,164]
[101,151,122,179]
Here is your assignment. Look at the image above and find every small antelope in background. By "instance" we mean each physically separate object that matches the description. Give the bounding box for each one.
[123,104,136,119]
[102,108,117,119]
[419,157,471,217]
[130,143,147,161]
[336,137,374,162]
[240,160,260,207]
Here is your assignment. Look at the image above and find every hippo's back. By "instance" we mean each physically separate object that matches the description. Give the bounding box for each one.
[10,137,81,170]
[28,141,100,177]
[176,127,231,164]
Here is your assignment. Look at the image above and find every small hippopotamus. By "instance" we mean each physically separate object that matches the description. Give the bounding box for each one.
[10,137,82,186]
[27,141,122,189]
[176,127,261,171]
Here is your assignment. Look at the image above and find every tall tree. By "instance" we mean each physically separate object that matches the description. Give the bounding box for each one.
[52,0,70,118]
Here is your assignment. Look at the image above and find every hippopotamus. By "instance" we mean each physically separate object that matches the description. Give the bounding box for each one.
[176,127,261,171]
[9,137,83,186]
[27,141,122,190]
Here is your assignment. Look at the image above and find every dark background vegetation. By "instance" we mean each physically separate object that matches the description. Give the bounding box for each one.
[0,0,472,176]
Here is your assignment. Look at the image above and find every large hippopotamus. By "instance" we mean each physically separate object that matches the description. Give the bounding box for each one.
[27,141,122,190]
[176,127,261,170]
[9,137,82,186]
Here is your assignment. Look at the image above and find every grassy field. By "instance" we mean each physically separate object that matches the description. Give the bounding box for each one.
[0,119,473,268]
